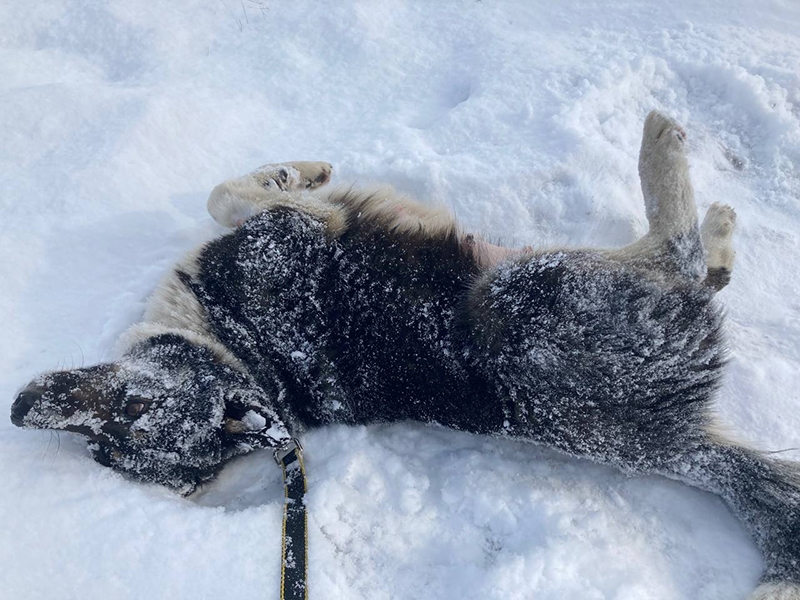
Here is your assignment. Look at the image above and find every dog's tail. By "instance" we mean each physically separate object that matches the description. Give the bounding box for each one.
[664,439,800,599]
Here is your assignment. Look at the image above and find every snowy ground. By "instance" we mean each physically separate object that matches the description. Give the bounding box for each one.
[2,1,800,598]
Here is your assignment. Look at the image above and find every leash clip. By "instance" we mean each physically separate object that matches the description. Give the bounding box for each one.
[273,437,303,465]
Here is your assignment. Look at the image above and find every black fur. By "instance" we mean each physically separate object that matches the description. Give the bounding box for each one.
[187,204,725,464]
[706,266,733,291]
[188,204,488,431]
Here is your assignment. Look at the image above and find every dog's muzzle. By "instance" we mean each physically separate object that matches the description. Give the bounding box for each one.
[10,385,43,427]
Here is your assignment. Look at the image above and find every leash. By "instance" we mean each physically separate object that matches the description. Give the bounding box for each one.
[274,438,308,600]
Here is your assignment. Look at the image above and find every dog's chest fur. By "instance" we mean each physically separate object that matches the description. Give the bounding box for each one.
[186,207,502,433]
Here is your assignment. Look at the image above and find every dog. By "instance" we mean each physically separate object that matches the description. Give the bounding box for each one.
[9,111,797,600]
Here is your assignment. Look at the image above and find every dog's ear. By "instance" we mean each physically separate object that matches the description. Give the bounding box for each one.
[220,388,288,454]
[222,390,257,434]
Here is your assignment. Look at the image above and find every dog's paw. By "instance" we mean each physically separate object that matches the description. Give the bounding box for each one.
[641,110,688,158]
[701,202,736,290]
[208,161,335,228]
[638,110,696,236]
[749,581,800,600]
[702,202,737,242]
[253,161,333,192]
[290,161,333,189]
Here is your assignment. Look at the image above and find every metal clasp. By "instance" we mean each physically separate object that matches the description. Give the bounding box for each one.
[273,437,303,465]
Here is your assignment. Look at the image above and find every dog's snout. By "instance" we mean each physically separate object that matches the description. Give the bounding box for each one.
[10,386,43,426]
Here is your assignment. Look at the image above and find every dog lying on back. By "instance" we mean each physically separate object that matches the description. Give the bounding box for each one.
[10,111,798,599]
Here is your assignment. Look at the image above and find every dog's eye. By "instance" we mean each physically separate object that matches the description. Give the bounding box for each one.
[125,401,148,417]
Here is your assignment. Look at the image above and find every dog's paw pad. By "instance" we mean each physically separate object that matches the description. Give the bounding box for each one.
[658,123,687,151]
[672,124,687,144]
[702,202,737,239]
[285,161,333,190]
[642,110,689,159]
[253,161,333,192]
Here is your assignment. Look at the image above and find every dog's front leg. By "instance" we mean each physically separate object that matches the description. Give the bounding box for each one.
[207,161,333,228]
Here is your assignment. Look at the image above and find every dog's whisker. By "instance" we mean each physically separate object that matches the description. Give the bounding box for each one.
[71,340,85,368]
[42,431,54,461]
[52,432,61,464]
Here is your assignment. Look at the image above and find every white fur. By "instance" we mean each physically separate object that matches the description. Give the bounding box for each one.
[607,113,698,267]
[141,247,206,334]
[207,161,342,232]
[322,185,534,268]
[602,111,723,284]
[326,184,457,238]
[638,111,698,238]
[210,129,735,284]
[461,232,532,269]
[208,163,461,253]
[208,180,346,234]
[116,248,246,372]
[701,202,737,271]
[750,582,800,600]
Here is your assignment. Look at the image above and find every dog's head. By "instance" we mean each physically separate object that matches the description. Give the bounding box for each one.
[10,334,284,495]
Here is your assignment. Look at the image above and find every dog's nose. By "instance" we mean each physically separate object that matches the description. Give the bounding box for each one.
[11,386,42,426]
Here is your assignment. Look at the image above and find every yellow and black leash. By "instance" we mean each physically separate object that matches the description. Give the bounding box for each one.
[274,439,308,600]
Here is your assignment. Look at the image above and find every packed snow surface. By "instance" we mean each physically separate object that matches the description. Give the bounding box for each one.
[2,1,800,598]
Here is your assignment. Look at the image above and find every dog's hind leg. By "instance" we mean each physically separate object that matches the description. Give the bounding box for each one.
[701,202,737,291]
[608,111,740,290]
[661,438,800,599]
[606,111,708,282]
[207,161,333,228]
[638,111,698,241]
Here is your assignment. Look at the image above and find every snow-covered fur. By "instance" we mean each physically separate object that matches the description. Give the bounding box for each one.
[10,112,796,598]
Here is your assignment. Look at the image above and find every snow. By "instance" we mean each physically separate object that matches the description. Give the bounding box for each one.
[1,0,799,598]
